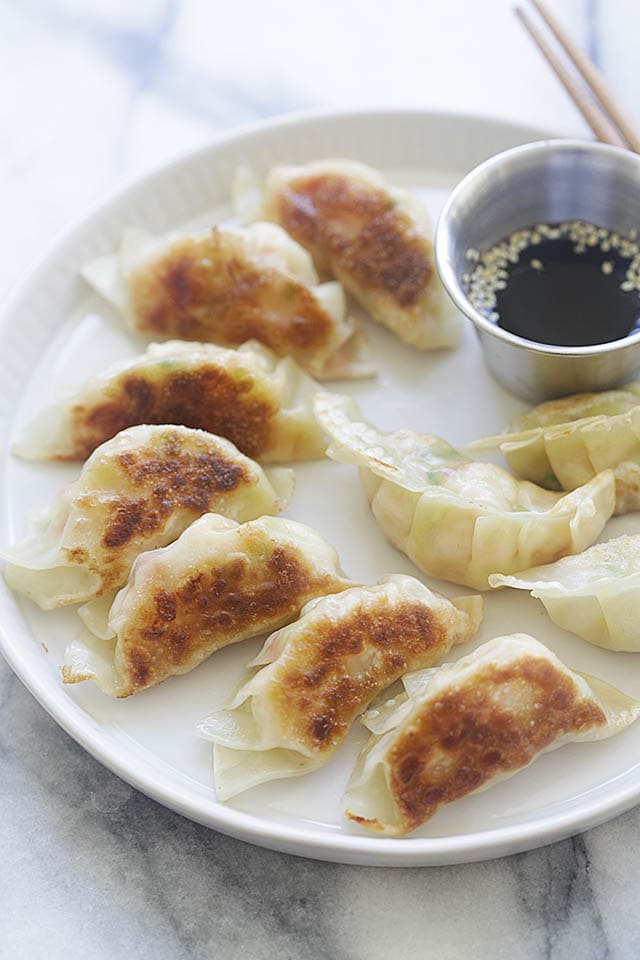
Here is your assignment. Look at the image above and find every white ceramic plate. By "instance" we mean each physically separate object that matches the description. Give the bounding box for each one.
[2,109,640,867]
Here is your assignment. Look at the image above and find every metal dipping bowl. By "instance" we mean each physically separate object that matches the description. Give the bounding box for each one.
[435,139,640,402]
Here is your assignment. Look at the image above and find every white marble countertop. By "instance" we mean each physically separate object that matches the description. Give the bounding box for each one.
[2,1,640,956]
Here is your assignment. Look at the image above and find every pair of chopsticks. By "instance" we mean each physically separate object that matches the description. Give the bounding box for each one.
[516,0,640,153]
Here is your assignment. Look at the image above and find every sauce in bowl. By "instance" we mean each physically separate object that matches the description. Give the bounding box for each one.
[465,220,640,347]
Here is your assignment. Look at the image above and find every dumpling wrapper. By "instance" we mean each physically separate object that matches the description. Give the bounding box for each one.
[2,424,293,610]
[315,392,615,590]
[512,383,640,430]
[198,574,483,801]
[240,159,461,350]
[13,339,326,463]
[466,384,640,515]
[83,223,374,382]
[490,535,640,651]
[62,514,353,697]
[345,633,640,836]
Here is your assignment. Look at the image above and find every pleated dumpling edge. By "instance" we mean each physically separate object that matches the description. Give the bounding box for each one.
[489,534,640,651]
[314,391,616,590]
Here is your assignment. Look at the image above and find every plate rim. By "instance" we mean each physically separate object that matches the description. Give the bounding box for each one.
[4,105,630,868]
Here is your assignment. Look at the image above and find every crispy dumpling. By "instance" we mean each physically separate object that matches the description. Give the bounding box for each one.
[62,514,352,697]
[315,392,615,590]
[83,223,374,381]
[345,633,640,836]
[490,535,640,651]
[246,159,460,350]
[14,340,326,463]
[467,384,640,515]
[2,425,293,610]
[198,575,483,800]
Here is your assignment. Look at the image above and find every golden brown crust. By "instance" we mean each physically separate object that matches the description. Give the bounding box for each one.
[67,366,277,461]
[276,173,433,310]
[117,547,350,695]
[272,603,453,753]
[99,435,248,550]
[387,658,607,833]
[63,429,255,595]
[129,230,334,353]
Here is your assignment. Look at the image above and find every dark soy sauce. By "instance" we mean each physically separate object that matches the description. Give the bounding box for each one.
[466,221,640,347]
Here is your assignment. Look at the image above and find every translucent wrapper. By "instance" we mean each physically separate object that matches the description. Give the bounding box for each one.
[467,384,640,515]
[315,392,615,590]
[490,534,640,651]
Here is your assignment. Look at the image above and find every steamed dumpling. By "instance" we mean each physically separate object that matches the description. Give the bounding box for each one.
[198,575,483,800]
[490,535,640,651]
[83,223,374,381]
[345,633,640,836]
[245,159,460,350]
[14,340,326,463]
[315,392,615,590]
[62,514,352,697]
[511,383,640,430]
[3,425,293,609]
[467,384,640,515]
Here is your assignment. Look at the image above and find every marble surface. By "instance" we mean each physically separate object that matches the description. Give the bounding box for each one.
[2,1,640,957]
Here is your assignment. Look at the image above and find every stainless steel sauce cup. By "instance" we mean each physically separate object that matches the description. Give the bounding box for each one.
[435,139,640,402]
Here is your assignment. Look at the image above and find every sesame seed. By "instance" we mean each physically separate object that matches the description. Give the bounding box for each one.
[464,219,640,320]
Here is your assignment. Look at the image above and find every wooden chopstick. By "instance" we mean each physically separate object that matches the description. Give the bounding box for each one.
[528,0,640,153]
[515,4,637,152]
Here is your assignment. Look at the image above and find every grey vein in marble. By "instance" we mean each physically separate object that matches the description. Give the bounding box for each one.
[2,664,640,960]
